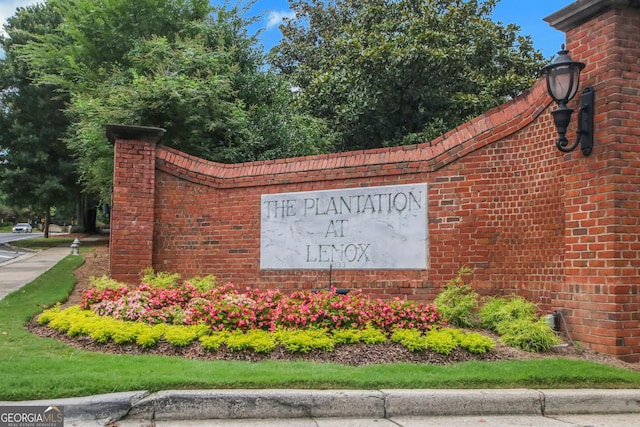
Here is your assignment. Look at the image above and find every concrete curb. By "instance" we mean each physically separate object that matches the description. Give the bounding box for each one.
[127,390,386,421]
[1,391,148,425]
[543,389,640,415]
[6,389,640,424]
[383,389,544,417]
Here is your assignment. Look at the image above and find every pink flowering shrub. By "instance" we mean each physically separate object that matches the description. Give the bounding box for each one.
[82,283,201,324]
[81,286,129,309]
[82,281,442,333]
[368,298,442,332]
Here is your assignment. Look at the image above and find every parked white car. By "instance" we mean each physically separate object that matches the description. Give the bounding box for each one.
[12,223,33,233]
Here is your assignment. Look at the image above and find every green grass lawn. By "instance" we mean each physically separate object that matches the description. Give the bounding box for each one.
[2,254,640,401]
[9,237,75,249]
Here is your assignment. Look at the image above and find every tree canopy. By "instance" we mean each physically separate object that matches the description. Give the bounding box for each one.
[9,0,334,201]
[270,0,547,151]
[1,0,551,215]
[0,3,78,233]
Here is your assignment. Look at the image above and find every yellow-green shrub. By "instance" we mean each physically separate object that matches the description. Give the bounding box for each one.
[136,324,166,348]
[226,330,276,353]
[47,306,86,333]
[112,322,147,344]
[359,325,388,344]
[88,317,121,343]
[89,275,126,290]
[140,267,180,289]
[391,327,495,355]
[498,319,561,352]
[391,328,426,351]
[424,329,457,355]
[187,275,217,293]
[37,304,62,324]
[163,324,209,347]
[458,332,495,354]
[480,296,538,331]
[332,328,361,344]
[276,328,335,353]
[66,313,98,337]
[332,325,387,345]
[199,332,228,351]
[433,266,479,328]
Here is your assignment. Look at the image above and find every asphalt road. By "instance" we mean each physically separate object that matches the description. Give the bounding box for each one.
[0,232,42,264]
[0,231,43,244]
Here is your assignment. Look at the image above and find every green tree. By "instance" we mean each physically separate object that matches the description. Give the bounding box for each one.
[19,0,213,92]
[270,0,547,151]
[17,0,334,201]
[0,3,79,236]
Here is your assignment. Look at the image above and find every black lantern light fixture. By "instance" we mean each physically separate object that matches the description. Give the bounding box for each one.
[540,45,594,156]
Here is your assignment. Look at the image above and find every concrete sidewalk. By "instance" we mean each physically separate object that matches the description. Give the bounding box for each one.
[0,246,71,300]
[0,234,107,300]
[4,389,640,426]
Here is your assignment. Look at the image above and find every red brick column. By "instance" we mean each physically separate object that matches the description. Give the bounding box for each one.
[107,125,166,284]
[546,1,640,361]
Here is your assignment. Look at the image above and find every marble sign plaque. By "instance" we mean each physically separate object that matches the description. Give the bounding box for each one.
[260,183,428,270]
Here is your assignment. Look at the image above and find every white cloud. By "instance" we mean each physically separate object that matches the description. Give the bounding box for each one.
[1,0,40,37]
[265,10,295,30]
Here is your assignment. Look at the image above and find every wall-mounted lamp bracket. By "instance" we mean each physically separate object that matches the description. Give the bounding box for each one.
[577,87,594,156]
[554,87,594,156]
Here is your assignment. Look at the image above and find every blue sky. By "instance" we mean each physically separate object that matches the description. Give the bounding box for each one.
[240,0,575,59]
[2,0,574,59]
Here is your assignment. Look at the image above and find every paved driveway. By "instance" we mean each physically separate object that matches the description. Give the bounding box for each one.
[0,247,70,300]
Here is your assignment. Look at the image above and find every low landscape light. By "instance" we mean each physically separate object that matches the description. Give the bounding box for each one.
[540,45,594,156]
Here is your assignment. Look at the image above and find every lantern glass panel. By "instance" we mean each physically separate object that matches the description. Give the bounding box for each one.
[547,63,580,104]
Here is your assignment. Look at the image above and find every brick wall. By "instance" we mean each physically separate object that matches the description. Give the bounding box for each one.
[548,3,640,360]
[108,1,640,361]
[108,125,165,284]
[145,79,560,302]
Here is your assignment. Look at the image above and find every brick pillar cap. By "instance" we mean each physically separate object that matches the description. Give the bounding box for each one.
[545,0,640,33]
[106,124,166,145]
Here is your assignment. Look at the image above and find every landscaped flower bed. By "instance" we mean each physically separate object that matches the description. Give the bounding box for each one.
[37,304,496,356]
[36,276,497,357]
[35,268,561,360]
[81,280,442,333]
